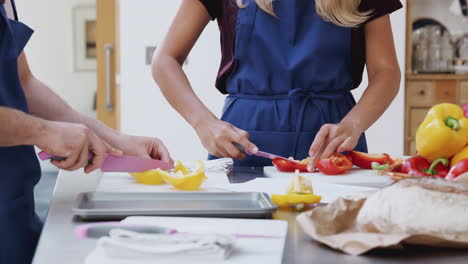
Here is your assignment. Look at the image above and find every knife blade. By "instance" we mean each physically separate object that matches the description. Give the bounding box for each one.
[233,142,299,163]
[38,151,174,173]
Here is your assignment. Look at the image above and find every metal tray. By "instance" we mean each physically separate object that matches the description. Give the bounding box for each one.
[73,192,278,220]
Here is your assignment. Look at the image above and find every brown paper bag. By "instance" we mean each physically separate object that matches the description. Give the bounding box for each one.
[297,178,468,256]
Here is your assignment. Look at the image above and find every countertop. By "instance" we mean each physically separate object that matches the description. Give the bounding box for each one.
[32,167,468,264]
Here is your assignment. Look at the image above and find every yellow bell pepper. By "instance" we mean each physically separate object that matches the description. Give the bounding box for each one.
[157,160,207,191]
[416,103,468,162]
[130,170,165,185]
[451,145,468,167]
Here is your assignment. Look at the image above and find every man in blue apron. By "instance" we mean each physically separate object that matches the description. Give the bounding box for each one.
[0,1,172,262]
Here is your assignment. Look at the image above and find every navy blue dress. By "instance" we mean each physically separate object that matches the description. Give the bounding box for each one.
[0,1,42,263]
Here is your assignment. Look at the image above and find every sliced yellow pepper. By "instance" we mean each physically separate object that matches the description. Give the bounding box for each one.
[416,103,468,162]
[271,170,322,210]
[451,145,468,167]
[271,194,322,208]
[157,160,207,191]
[174,160,190,175]
[130,170,165,185]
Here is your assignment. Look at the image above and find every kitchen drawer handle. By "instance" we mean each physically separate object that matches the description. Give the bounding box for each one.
[444,90,449,96]
[418,90,425,96]
[104,43,114,112]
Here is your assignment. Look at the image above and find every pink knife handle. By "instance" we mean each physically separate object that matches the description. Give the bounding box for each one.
[38,151,94,161]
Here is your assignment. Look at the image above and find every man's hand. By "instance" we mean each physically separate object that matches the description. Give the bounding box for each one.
[37,121,123,173]
[115,135,174,165]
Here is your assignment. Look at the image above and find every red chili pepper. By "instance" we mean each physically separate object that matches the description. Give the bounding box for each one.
[272,158,309,173]
[315,153,353,175]
[446,158,468,181]
[401,156,449,178]
[349,151,393,169]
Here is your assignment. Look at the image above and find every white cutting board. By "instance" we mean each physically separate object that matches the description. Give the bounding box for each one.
[95,171,232,193]
[264,166,392,188]
[85,216,288,264]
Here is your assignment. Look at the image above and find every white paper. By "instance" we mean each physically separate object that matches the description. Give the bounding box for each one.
[85,217,288,264]
[224,178,378,203]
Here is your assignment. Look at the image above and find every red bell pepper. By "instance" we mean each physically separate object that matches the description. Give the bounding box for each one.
[401,156,449,178]
[446,158,468,181]
[272,158,309,172]
[315,153,353,175]
[349,150,393,169]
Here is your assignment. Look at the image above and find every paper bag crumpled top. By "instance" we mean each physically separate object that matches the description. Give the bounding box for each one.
[297,178,468,256]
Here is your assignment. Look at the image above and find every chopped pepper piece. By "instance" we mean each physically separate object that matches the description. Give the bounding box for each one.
[272,158,309,172]
[270,170,322,211]
[349,151,393,169]
[271,194,322,208]
[401,156,449,178]
[416,103,468,162]
[156,160,207,191]
[130,170,165,185]
[315,153,353,175]
[446,158,468,181]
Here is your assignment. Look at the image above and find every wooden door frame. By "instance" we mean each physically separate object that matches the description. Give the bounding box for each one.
[96,0,120,130]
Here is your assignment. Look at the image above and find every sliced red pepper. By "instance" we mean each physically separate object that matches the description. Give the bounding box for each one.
[315,153,353,175]
[349,150,393,169]
[446,158,468,181]
[401,156,449,178]
[272,158,309,172]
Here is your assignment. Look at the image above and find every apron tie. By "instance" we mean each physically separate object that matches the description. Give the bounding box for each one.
[288,88,349,158]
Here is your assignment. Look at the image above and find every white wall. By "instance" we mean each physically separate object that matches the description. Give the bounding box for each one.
[120,0,407,161]
[119,0,223,161]
[15,0,97,117]
[352,0,407,157]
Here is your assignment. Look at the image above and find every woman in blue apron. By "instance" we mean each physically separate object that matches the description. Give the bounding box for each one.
[153,0,402,169]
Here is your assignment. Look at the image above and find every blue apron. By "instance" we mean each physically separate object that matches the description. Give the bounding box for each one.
[0,2,42,263]
[210,0,367,166]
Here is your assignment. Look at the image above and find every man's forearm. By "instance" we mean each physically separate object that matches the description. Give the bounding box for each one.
[22,76,123,147]
[0,106,45,147]
[19,53,124,148]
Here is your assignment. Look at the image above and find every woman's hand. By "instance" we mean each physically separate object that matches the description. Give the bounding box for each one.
[37,121,123,173]
[115,135,174,165]
[194,118,258,160]
[307,121,363,172]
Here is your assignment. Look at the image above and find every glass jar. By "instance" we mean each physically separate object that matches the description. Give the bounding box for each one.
[440,31,454,72]
[428,26,442,72]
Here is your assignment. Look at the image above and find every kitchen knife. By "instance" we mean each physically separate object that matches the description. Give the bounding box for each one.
[233,142,299,163]
[38,151,174,173]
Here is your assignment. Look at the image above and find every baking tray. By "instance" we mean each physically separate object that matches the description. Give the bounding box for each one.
[73,192,278,220]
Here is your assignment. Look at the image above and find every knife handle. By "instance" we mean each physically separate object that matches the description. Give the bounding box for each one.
[38,151,94,162]
[75,222,177,239]
[233,142,253,155]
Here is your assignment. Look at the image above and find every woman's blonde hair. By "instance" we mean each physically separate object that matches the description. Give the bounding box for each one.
[236,0,372,28]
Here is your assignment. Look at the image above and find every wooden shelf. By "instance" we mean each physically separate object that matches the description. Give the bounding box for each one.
[406,74,468,81]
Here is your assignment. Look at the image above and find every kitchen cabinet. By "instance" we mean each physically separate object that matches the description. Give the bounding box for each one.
[404,0,468,156]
